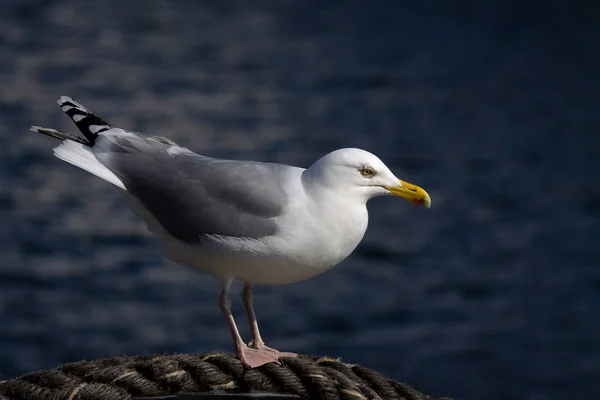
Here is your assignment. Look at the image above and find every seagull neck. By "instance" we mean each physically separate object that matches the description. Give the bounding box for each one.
[301,167,334,198]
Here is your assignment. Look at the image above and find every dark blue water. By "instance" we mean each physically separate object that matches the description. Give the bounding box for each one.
[1,1,599,399]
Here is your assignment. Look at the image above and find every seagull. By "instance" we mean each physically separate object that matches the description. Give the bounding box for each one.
[30,96,431,368]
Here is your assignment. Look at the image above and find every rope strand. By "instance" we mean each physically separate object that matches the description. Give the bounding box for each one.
[0,353,449,400]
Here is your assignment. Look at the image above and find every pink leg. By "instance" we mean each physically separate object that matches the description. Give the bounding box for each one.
[219,280,280,368]
[242,283,297,358]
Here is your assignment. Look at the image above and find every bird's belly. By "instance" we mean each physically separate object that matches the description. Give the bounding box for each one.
[161,236,342,285]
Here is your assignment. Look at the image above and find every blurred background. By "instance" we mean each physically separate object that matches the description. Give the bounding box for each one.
[0,1,599,399]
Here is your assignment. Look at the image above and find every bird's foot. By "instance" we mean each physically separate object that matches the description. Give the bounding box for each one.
[250,341,298,359]
[238,345,282,368]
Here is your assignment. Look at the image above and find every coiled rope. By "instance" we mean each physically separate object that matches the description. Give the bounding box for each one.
[0,353,448,400]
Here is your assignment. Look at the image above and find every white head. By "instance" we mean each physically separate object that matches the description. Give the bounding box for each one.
[303,148,431,207]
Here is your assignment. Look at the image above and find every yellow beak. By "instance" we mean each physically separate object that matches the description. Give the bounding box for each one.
[385,179,431,208]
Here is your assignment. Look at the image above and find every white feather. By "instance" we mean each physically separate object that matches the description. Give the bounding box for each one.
[53,140,126,190]
[89,124,110,133]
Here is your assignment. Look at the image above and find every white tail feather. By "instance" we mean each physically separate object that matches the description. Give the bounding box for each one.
[53,140,126,190]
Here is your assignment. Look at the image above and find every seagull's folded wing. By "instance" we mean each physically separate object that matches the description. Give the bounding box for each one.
[96,133,291,243]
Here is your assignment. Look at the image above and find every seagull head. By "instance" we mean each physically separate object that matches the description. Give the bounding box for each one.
[305,148,431,207]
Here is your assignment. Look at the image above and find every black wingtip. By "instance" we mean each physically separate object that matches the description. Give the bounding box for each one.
[57,96,112,145]
[29,125,92,145]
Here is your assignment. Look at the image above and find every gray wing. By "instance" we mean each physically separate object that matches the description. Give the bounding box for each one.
[95,132,290,243]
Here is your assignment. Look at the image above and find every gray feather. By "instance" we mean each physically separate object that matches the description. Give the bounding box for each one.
[102,151,289,243]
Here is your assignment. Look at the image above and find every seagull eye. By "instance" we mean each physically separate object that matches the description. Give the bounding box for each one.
[359,166,375,178]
